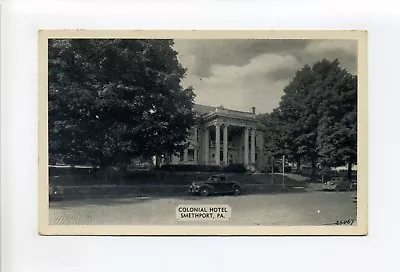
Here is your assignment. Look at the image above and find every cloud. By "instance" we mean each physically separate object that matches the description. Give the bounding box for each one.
[181,53,299,112]
[303,40,358,74]
[175,39,309,77]
[305,40,357,55]
[174,39,357,114]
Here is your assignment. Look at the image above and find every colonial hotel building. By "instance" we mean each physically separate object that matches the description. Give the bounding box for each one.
[167,104,266,170]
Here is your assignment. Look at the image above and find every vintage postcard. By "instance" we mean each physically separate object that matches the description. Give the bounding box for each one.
[38,30,367,235]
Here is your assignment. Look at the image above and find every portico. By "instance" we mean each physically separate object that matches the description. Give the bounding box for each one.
[169,104,265,170]
[203,124,257,167]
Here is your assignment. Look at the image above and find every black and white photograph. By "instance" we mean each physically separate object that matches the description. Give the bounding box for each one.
[38,30,367,235]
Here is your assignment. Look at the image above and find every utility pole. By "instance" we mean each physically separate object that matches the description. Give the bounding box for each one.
[282,155,285,189]
[271,158,274,183]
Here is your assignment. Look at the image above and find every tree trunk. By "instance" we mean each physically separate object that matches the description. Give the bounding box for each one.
[155,155,161,168]
[91,165,99,178]
[347,159,353,180]
[118,160,129,172]
[102,166,111,184]
[164,153,170,165]
[296,158,301,173]
[311,159,317,181]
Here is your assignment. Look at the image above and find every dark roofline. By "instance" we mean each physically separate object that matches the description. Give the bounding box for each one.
[193,103,254,115]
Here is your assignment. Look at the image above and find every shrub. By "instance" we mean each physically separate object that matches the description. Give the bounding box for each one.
[155,163,248,173]
[262,165,291,173]
[222,163,247,173]
[49,165,96,176]
[156,164,221,172]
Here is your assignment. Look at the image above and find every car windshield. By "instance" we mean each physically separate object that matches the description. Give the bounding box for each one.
[208,176,227,182]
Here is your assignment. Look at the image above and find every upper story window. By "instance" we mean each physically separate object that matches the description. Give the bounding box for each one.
[190,127,198,142]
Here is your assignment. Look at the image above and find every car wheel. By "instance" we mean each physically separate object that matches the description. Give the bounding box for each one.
[200,187,210,197]
[232,185,241,195]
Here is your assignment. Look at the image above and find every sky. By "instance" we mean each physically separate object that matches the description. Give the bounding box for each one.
[173,39,357,114]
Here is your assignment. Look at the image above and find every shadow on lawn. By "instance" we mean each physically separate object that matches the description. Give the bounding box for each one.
[50,195,157,207]
[49,185,309,208]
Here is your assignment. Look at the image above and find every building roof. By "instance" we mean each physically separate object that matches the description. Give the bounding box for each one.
[193,104,254,116]
[193,104,216,115]
[193,103,267,131]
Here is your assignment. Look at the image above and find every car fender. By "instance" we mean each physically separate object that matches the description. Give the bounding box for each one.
[199,184,215,193]
[230,181,241,187]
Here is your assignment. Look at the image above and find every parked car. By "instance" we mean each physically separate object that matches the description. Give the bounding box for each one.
[350,180,357,191]
[322,176,351,192]
[189,174,242,197]
[49,185,64,201]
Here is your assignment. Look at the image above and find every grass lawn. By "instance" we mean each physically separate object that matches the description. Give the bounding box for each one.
[50,169,309,187]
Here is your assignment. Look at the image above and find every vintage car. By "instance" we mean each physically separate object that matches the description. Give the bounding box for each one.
[189,174,242,197]
[322,176,351,192]
[349,180,357,191]
[49,185,64,201]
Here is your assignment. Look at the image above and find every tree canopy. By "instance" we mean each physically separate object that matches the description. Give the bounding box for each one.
[258,59,357,178]
[48,39,195,167]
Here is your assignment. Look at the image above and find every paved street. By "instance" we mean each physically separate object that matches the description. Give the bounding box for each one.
[49,190,357,226]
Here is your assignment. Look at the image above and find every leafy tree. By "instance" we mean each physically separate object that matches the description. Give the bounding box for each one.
[48,39,195,169]
[260,59,357,180]
[279,64,317,172]
[258,109,293,164]
[317,73,357,179]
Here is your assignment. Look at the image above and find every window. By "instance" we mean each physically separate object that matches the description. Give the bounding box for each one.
[188,149,195,161]
[220,151,223,161]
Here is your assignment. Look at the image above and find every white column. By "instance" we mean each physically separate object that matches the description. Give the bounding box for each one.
[194,127,198,143]
[215,124,220,165]
[193,127,198,163]
[184,149,188,163]
[251,128,256,165]
[223,125,228,165]
[204,128,209,164]
[259,131,264,167]
[244,127,249,166]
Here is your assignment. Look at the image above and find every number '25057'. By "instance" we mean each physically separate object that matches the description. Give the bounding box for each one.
[334,219,355,225]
